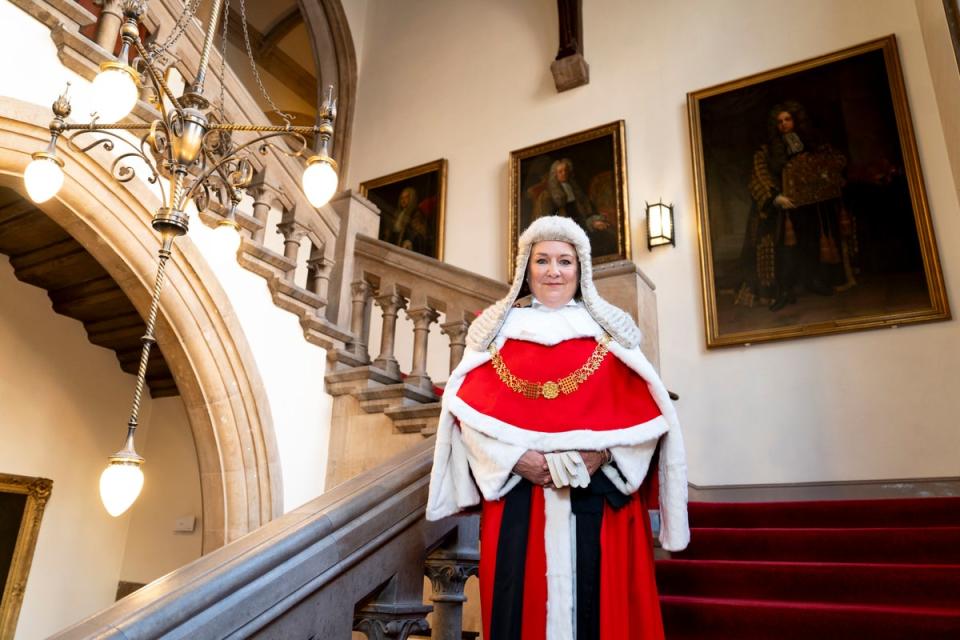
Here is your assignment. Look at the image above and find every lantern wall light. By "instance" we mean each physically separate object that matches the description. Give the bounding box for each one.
[645,199,676,250]
[23,0,339,516]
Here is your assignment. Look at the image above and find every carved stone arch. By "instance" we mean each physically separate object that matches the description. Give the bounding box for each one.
[297,0,357,177]
[0,99,282,553]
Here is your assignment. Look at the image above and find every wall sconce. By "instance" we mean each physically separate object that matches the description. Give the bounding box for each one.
[646,200,675,249]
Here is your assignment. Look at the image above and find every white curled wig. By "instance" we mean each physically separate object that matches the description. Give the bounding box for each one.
[465,216,641,351]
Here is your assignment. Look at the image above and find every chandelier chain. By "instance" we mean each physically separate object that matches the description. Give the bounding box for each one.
[239,0,293,125]
[217,0,229,120]
[146,0,202,63]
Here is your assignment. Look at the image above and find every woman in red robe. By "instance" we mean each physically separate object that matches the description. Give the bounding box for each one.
[427,216,689,639]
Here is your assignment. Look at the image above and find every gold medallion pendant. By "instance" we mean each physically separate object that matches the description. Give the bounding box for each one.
[542,381,560,399]
[488,334,610,400]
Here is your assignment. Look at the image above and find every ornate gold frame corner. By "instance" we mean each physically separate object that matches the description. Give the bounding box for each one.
[0,473,53,639]
[359,158,448,261]
[508,120,631,276]
[687,34,950,348]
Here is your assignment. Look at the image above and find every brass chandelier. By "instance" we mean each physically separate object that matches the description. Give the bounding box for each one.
[22,0,339,516]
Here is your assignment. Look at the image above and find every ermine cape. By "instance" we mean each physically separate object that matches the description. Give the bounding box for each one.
[426,302,689,639]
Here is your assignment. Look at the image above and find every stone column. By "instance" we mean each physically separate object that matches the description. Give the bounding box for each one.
[405,306,439,390]
[425,557,479,640]
[440,318,471,373]
[306,248,331,300]
[347,280,372,362]
[373,290,406,378]
[94,0,123,52]
[250,186,272,244]
[277,220,305,263]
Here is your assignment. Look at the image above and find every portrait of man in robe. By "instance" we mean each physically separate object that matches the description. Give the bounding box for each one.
[688,35,949,347]
[509,121,630,269]
[360,159,448,260]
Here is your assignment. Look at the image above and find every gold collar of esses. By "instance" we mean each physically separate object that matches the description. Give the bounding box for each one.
[487,334,611,400]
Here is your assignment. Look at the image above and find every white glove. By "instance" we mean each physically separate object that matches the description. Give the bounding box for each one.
[544,451,590,489]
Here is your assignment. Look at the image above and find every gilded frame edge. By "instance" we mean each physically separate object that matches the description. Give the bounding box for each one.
[0,473,53,640]
[687,34,950,349]
[358,158,449,261]
[507,120,631,276]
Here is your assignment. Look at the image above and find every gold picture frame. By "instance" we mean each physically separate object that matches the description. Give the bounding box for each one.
[359,159,448,260]
[688,35,949,348]
[508,121,631,272]
[1,473,52,639]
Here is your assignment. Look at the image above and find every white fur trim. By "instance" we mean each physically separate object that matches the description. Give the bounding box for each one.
[451,395,669,451]
[459,424,527,501]
[544,488,574,640]
[498,304,603,346]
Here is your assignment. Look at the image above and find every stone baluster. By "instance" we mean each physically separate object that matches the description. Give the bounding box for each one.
[373,287,407,378]
[305,245,331,300]
[440,315,471,374]
[405,305,440,391]
[276,218,306,284]
[94,0,123,52]
[249,185,272,244]
[425,557,478,640]
[277,219,304,263]
[347,280,373,362]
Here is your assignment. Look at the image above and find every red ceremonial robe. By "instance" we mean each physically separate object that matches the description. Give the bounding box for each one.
[456,338,666,639]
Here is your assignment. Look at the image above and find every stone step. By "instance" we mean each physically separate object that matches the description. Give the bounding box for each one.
[324,365,402,397]
[356,383,438,414]
[384,402,442,435]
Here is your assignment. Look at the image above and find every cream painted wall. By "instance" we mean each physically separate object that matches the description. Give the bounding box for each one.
[119,397,203,585]
[346,0,960,485]
[0,255,135,638]
[187,222,333,510]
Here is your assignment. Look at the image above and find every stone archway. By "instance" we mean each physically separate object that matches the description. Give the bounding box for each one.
[0,98,282,553]
[298,0,358,176]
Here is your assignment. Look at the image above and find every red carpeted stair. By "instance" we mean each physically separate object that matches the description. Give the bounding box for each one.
[657,497,960,639]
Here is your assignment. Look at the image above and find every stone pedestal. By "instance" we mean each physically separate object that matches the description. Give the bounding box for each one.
[327,190,381,327]
[593,259,660,372]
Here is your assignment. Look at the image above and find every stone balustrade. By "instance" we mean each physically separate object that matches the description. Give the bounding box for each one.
[49,438,481,640]
[346,234,509,384]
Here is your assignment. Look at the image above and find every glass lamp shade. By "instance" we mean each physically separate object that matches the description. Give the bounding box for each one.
[302,156,338,207]
[99,458,144,517]
[24,154,64,203]
[214,219,243,254]
[92,64,140,123]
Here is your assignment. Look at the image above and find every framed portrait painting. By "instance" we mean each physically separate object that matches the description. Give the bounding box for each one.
[0,473,52,639]
[509,121,630,270]
[688,35,949,348]
[360,159,447,260]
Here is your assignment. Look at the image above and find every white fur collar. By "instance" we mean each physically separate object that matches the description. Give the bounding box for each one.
[497,304,603,347]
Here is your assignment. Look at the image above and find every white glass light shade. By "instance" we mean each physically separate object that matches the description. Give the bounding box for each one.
[99,459,144,517]
[213,220,242,255]
[302,156,338,207]
[92,65,140,123]
[24,154,64,203]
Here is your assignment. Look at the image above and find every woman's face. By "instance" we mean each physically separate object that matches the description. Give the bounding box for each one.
[527,240,578,308]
